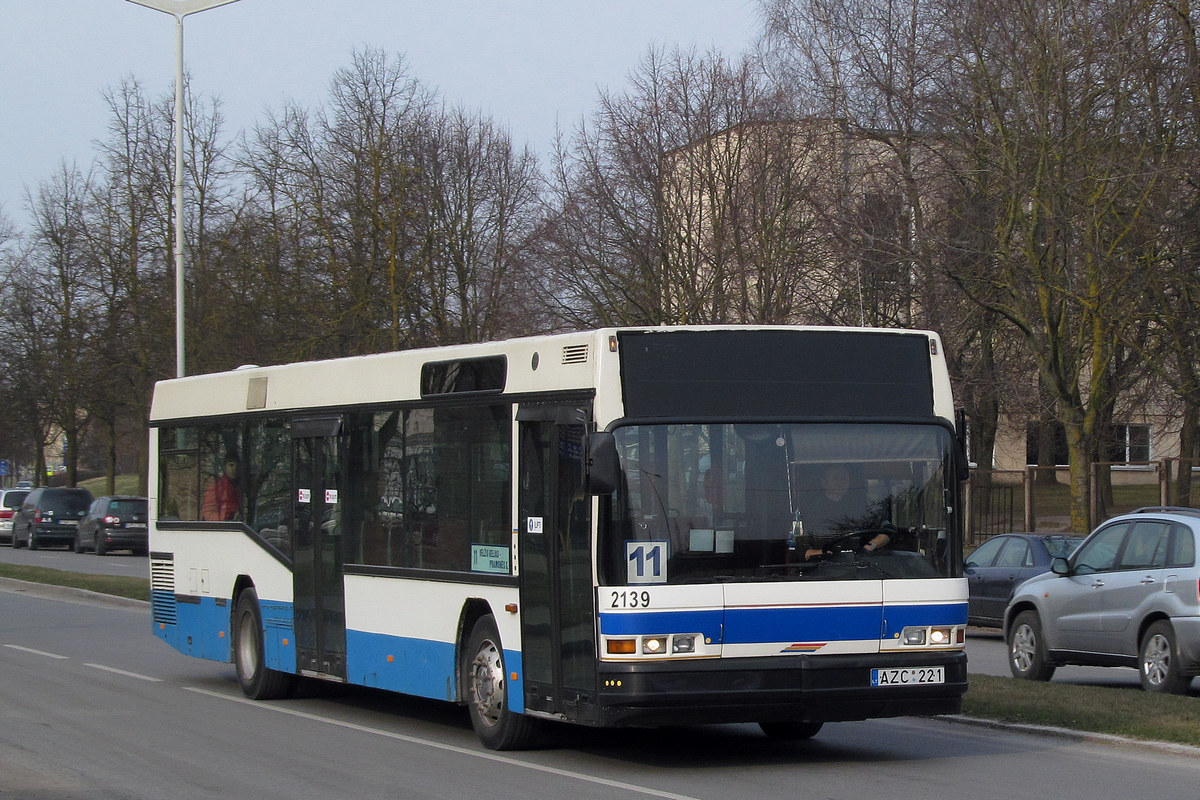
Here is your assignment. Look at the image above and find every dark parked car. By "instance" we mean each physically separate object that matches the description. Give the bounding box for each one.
[1006,507,1200,693]
[966,533,1084,626]
[75,495,148,555]
[0,488,30,546]
[11,487,95,550]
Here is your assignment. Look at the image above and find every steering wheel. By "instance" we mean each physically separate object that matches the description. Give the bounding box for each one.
[820,527,897,554]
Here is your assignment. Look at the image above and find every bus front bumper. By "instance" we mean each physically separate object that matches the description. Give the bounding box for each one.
[593,650,968,727]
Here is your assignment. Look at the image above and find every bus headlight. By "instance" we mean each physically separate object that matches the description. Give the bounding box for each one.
[642,636,668,654]
[901,625,960,647]
[672,634,696,654]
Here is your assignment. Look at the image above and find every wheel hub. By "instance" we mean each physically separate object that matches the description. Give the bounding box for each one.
[1143,634,1171,687]
[470,640,505,726]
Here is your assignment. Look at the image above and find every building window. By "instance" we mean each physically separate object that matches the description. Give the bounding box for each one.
[1106,424,1152,464]
[1025,421,1152,465]
[1025,421,1068,467]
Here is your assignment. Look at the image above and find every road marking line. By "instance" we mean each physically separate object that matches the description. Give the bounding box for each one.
[3,644,69,659]
[185,686,702,800]
[85,663,162,682]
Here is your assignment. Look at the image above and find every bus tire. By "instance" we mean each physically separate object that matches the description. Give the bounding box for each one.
[463,615,539,750]
[759,721,824,740]
[232,587,294,700]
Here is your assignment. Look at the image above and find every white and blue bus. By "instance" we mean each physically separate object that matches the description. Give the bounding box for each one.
[149,326,969,749]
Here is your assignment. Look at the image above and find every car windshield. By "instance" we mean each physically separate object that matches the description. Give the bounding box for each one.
[599,422,959,585]
[1043,536,1083,559]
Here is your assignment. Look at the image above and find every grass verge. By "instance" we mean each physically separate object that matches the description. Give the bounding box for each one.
[964,673,1200,747]
[0,563,150,602]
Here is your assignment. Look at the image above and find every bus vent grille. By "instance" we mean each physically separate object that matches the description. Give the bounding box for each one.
[561,344,590,364]
[150,558,177,625]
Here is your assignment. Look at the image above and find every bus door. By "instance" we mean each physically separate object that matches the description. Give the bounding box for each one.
[517,403,597,721]
[291,416,347,679]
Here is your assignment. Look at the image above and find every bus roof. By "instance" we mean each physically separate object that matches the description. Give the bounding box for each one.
[149,325,949,425]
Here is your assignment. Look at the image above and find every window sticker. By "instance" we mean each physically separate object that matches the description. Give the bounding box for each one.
[298,488,311,504]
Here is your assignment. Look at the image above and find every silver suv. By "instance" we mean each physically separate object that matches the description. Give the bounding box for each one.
[1005,507,1200,694]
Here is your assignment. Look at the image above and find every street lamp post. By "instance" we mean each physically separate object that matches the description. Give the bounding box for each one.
[126,0,241,378]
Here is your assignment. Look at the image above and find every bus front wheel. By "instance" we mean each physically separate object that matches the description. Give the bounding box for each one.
[232,587,294,700]
[463,615,539,750]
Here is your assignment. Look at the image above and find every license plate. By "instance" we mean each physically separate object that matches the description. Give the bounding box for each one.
[871,667,944,686]
[62,520,78,527]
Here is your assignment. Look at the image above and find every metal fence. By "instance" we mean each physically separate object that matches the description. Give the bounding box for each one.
[965,459,1200,545]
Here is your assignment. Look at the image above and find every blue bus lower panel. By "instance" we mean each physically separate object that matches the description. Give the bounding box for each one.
[152,593,232,662]
[343,630,524,712]
[153,593,523,710]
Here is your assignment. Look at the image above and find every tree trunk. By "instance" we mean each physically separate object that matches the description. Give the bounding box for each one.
[1063,418,1092,534]
[1175,399,1198,507]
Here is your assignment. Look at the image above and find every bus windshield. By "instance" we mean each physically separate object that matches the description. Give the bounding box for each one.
[600,422,958,584]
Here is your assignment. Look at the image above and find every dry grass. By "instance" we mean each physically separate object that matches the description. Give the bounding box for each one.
[0,563,149,602]
[964,673,1200,746]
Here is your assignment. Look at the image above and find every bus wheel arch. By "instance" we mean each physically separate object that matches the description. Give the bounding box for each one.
[455,599,492,701]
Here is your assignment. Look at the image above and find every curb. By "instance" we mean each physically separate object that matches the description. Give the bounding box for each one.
[0,576,149,611]
[941,713,1200,758]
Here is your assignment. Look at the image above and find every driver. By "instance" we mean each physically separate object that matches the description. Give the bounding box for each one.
[801,464,893,558]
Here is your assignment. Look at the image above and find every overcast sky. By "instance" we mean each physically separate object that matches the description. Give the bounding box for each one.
[1,0,762,229]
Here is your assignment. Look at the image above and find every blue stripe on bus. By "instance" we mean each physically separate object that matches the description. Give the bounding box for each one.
[724,605,881,643]
[599,602,968,644]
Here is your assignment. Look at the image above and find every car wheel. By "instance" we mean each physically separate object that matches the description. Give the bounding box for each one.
[463,615,540,750]
[759,721,824,740]
[232,587,295,700]
[1008,610,1055,681]
[28,532,38,551]
[95,536,107,556]
[1140,620,1192,694]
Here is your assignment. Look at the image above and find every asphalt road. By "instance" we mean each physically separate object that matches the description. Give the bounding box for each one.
[0,537,149,578]
[3,581,1200,799]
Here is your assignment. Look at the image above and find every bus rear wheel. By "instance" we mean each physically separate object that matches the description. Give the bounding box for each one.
[463,615,539,750]
[232,587,294,700]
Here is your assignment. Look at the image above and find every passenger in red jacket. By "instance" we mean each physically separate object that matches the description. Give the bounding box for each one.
[202,457,241,521]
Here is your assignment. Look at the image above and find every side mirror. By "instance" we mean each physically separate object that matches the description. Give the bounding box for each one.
[1050,556,1070,576]
[585,432,619,495]
[953,409,971,482]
